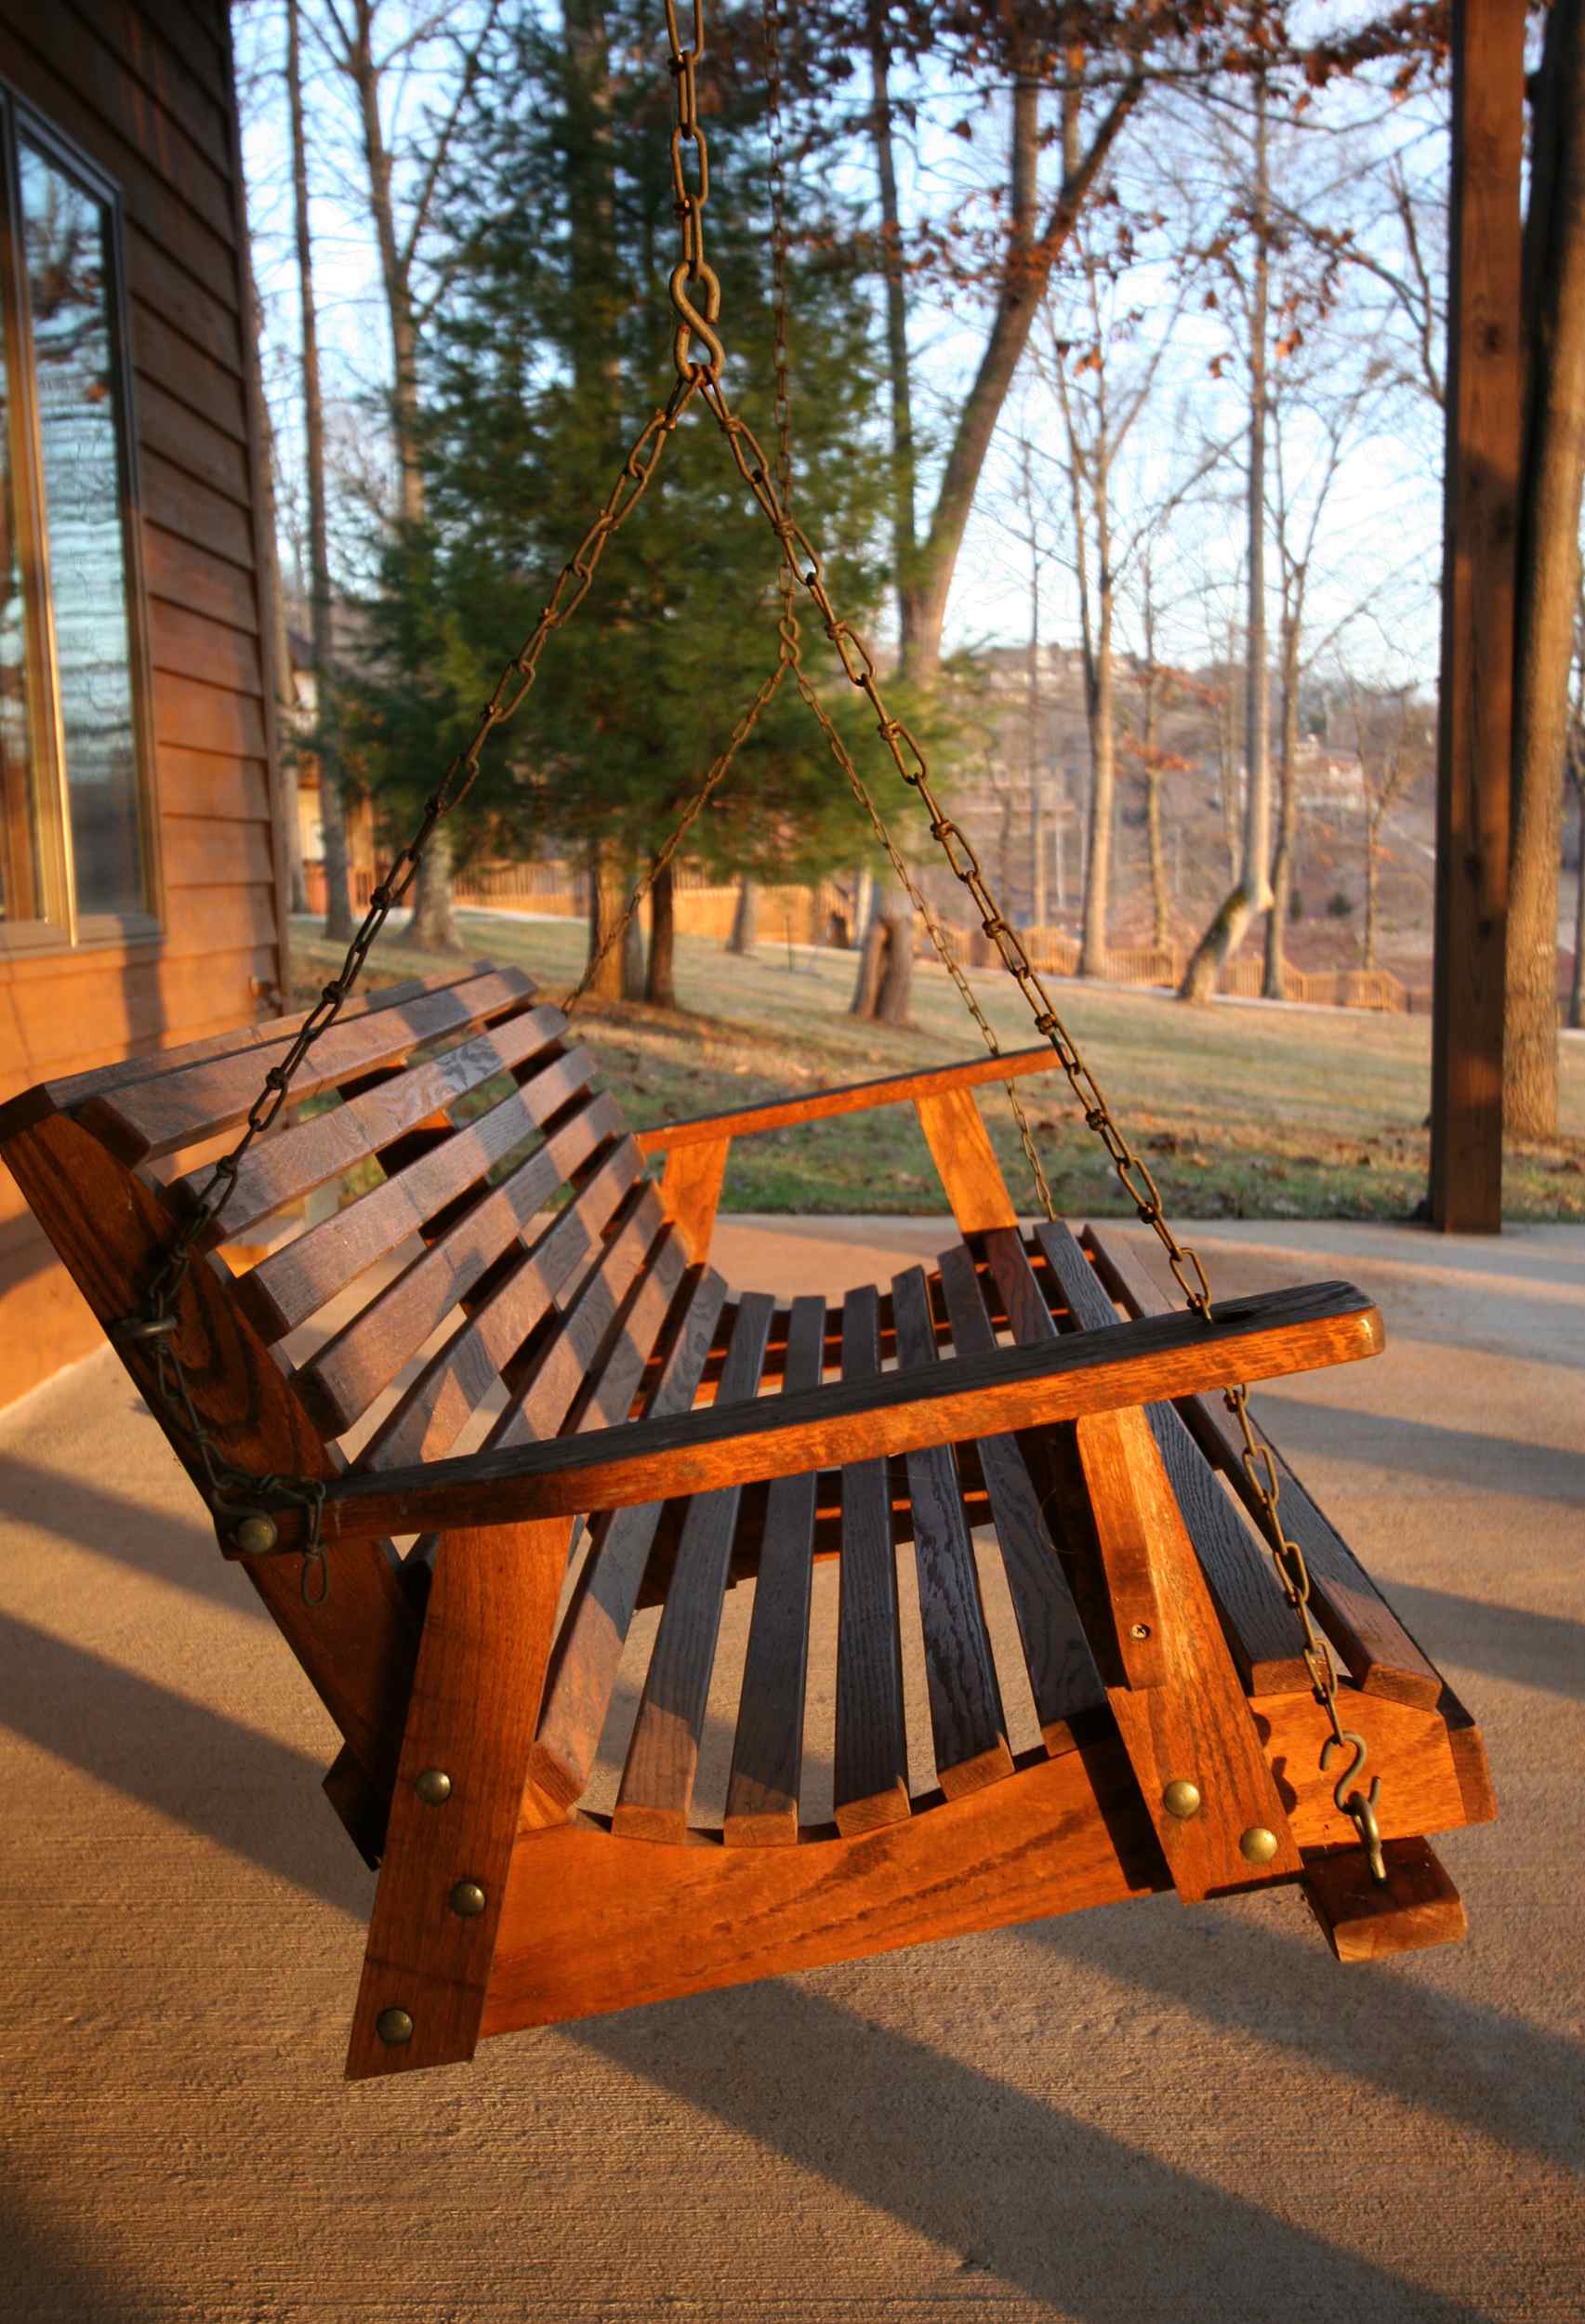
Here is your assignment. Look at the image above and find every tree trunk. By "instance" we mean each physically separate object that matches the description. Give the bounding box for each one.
[1364,807,1381,971]
[1079,615,1116,975]
[409,821,461,952]
[585,838,627,1003]
[866,4,917,607]
[646,861,678,1007]
[850,887,913,1024]
[288,0,354,944]
[1507,0,1585,1138]
[1570,767,1585,1028]
[729,875,759,954]
[350,0,425,529]
[1264,605,1301,997]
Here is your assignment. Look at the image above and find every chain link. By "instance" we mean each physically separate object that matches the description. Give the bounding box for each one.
[695,365,1386,1879]
[664,0,723,376]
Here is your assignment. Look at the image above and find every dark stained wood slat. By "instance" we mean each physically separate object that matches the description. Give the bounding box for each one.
[529,1268,729,1816]
[833,1285,910,1835]
[635,1042,1059,1155]
[179,1006,569,1242]
[488,1189,670,1453]
[1079,1225,1446,1710]
[724,1295,827,1844]
[612,1293,778,1842]
[237,1047,597,1339]
[1026,1225,1313,1696]
[935,1243,1108,1754]
[313,1277,1387,1545]
[891,1267,1013,1798]
[78,967,538,1160]
[297,1104,636,1438]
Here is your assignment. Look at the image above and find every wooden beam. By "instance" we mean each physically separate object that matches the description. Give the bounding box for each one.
[1429,0,1525,1233]
[633,1042,1059,1153]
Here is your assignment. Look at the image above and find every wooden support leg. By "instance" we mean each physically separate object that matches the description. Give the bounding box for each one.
[345,1519,565,2080]
[659,1138,730,1261]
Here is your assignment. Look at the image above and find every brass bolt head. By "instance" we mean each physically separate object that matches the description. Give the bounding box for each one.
[449,1878,487,1919]
[233,1513,279,1557]
[414,1768,453,1807]
[1128,1622,1151,1642]
[376,2006,414,2047]
[1239,1826,1280,1866]
[1162,1779,1202,1821]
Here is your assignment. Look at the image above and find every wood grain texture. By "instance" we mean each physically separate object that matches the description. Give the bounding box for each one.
[1301,1838,1467,1961]
[634,1043,1061,1153]
[314,1279,1386,1545]
[724,1295,827,1845]
[613,1294,777,1842]
[484,1684,1475,2039]
[296,1103,633,1436]
[1035,1224,1312,1695]
[77,969,536,1160]
[913,1089,1018,1233]
[935,1244,1107,1753]
[1080,1225,1444,1710]
[529,1269,729,1814]
[346,1518,567,2079]
[833,1286,910,1835]
[892,1267,1012,1797]
[658,1137,730,1261]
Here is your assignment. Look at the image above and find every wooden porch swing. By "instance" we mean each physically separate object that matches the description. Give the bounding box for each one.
[0,0,1491,2082]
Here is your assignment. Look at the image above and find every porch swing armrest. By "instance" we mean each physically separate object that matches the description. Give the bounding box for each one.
[304,1279,1383,1550]
[631,1041,1062,1155]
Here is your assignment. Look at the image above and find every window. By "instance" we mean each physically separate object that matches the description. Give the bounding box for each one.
[0,97,152,944]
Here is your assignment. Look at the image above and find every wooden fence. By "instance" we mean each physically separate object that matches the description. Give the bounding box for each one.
[299,860,1414,1015]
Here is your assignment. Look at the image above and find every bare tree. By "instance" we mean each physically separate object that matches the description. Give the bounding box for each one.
[1351,685,1422,972]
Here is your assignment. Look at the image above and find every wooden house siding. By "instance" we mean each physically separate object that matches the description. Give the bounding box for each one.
[0,0,286,1406]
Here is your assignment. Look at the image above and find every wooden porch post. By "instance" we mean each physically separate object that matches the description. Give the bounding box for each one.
[1428,0,1526,1233]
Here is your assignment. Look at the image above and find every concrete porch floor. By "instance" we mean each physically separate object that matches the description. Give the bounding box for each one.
[0,1216,1580,2323]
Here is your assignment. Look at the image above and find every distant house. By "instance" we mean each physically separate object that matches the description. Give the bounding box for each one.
[0,5,288,1407]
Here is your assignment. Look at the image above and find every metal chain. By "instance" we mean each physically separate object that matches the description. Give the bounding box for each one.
[117,378,698,1600]
[695,366,1386,1879]
[665,0,723,378]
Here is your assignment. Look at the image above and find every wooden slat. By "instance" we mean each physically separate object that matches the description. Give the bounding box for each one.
[81,0,233,179]
[124,218,241,374]
[833,1285,909,1835]
[239,1047,598,1339]
[142,519,257,628]
[154,746,270,823]
[657,1136,729,1259]
[297,1105,636,1437]
[936,1244,1107,1753]
[612,1293,777,1842]
[1301,1837,1468,1962]
[1029,1226,1312,1695]
[724,1295,827,1845]
[152,668,266,761]
[130,302,247,441]
[1080,1225,1446,1710]
[180,1005,568,1242]
[147,598,262,693]
[488,1189,670,1450]
[313,1278,1388,1546]
[161,812,273,890]
[891,1268,1012,1798]
[529,1268,729,1815]
[137,375,251,508]
[635,1043,1060,1153]
[914,1088,1017,1233]
[78,967,537,1159]
[142,448,254,566]
[346,1516,566,2080]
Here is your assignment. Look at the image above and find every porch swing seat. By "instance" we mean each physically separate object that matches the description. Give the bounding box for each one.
[0,958,1494,2080]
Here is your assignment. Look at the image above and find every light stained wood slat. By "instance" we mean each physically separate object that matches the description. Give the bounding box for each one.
[153,746,271,824]
[142,521,257,631]
[296,1104,636,1437]
[79,967,537,1159]
[724,1294,827,1845]
[1079,1225,1446,1710]
[637,1043,1060,1154]
[148,597,262,693]
[935,1243,1107,1754]
[180,1005,568,1244]
[123,218,242,376]
[891,1267,1013,1798]
[529,1268,729,1816]
[1016,1225,1311,1692]
[614,1293,777,1842]
[833,1284,910,1835]
[129,302,248,443]
[240,1047,599,1340]
[315,1279,1387,1547]
[142,448,255,567]
[136,376,251,508]
[160,812,273,891]
[152,668,265,764]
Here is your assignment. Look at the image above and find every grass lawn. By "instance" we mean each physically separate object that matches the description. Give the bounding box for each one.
[289,911,1585,1223]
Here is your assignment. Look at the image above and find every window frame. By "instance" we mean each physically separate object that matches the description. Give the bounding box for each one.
[0,86,160,955]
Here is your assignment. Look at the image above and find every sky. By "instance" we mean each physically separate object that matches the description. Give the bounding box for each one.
[235,1,1454,699]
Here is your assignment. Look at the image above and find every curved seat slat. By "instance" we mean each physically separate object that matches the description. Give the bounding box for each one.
[833,1285,909,1836]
